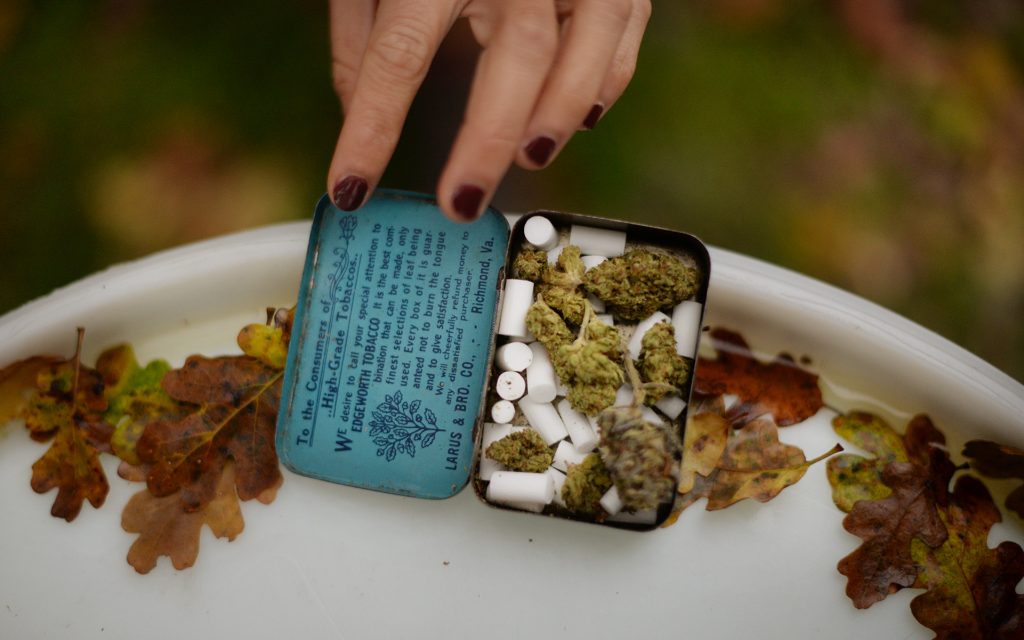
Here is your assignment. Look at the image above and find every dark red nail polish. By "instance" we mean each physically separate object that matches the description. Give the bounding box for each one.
[582,104,604,130]
[524,136,556,167]
[332,176,368,211]
[452,185,485,221]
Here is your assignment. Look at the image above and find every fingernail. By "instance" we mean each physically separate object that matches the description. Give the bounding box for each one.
[524,136,556,167]
[452,185,485,221]
[582,104,604,130]
[332,176,368,211]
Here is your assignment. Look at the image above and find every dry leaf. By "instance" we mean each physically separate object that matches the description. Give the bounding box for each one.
[678,412,729,494]
[910,475,1024,639]
[826,410,1024,634]
[134,311,291,511]
[0,356,61,423]
[136,355,283,510]
[838,461,950,608]
[827,412,955,513]
[21,330,111,521]
[95,344,180,466]
[705,416,840,510]
[962,440,1024,519]
[668,409,840,522]
[694,328,823,426]
[122,463,245,574]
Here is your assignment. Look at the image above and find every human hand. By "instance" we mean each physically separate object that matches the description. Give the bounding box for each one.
[326,0,651,221]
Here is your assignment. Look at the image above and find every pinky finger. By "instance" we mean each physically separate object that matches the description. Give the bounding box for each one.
[587,0,651,129]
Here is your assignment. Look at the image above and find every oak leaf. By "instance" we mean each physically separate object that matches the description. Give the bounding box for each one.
[95,345,180,466]
[669,410,840,520]
[827,412,955,513]
[122,462,244,574]
[22,330,112,521]
[137,356,283,509]
[962,440,1024,519]
[134,315,289,511]
[704,416,840,510]
[838,460,949,608]
[677,411,729,494]
[693,328,823,426]
[0,355,61,424]
[909,475,1024,639]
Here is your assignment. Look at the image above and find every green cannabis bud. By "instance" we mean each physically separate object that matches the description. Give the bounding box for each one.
[583,250,698,321]
[513,249,547,281]
[636,322,692,404]
[552,308,624,416]
[525,295,574,354]
[562,453,613,515]
[598,406,680,511]
[486,429,553,473]
[541,245,585,289]
[537,285,587,326]
[537,245,587,325]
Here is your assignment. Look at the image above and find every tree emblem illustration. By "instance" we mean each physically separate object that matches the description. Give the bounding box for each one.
[369,391,446,461]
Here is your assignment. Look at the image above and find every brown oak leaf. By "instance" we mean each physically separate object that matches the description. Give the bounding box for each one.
[838,461,949,608]
[962,440,1024,519]
[134,314,288,511]
[909,475,1024,639]
[704,415,840,510]
[677,411,730,494]
[137,355,283,510]
[828,412,956,513]
[668,410,840,521]
[0,355,61,423]
[694,328,823,426]
[122,462,245,574]
[19,330,112,521]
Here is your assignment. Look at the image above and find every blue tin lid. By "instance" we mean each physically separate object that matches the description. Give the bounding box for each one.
[277,190,509,498]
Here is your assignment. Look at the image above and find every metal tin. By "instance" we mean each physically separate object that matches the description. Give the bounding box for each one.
[471,211,712,530]
[277,191,509,498]
[277,191,711,529]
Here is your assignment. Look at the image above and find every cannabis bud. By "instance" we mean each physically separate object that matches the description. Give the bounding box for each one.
[562,453,613,515]
[525,295,574,354]
[512,249,547,282]
[598,405,680,511]
[537,245,587,325]
[636,322,691,404]
[486,429,553,473]
[542,245,585,289]
[552,308,624,416]
[583,250,698,321]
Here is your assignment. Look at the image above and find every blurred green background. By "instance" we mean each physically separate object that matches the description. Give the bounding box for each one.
[1,0,1021,381]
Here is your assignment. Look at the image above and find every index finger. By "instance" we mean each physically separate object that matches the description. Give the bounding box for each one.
[436,0,560,221]
[327,0,457,211]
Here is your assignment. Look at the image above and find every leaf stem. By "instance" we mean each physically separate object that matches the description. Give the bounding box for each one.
[574,300,594,345]
[72,327,85,401]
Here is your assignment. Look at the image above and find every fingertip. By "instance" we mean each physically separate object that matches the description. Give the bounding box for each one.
[448,184,487,223]
[331,175,370,211]
[581,103,604,131]
[523,136,557,168]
